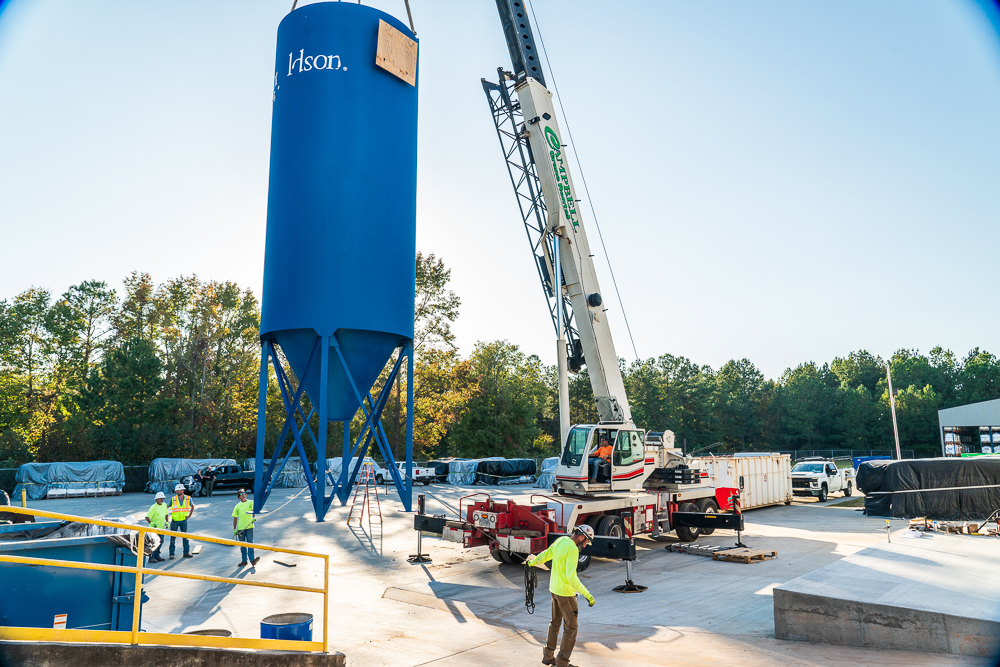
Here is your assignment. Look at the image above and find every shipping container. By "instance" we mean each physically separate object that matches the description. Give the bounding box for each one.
[692,453,792,510]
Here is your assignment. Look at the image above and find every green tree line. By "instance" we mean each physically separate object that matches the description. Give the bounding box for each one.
[2,257,992,467]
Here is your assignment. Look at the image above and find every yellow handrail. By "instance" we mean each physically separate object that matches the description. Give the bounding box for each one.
[0,505,329,654]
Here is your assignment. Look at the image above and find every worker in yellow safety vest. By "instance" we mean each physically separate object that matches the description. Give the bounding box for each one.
[144,491,169,563]
[168,483,196,559]
[527,524,596,667]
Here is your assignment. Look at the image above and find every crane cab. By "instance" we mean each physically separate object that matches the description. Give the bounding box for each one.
[554,424,650,495]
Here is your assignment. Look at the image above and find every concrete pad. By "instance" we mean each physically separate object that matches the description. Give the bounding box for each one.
[8,485,992,666]
[0,641,344,667]
[774,533,1000,656]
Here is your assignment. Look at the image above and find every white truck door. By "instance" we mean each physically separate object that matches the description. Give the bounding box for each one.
[610,431,645,491]
[825,463,840,491]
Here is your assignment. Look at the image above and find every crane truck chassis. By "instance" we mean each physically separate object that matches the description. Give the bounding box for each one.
[412,430,746,570]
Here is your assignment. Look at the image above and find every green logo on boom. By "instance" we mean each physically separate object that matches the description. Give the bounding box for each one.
[543,126,579,227]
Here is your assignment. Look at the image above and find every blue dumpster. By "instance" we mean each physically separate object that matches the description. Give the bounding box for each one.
[260,612,313,641]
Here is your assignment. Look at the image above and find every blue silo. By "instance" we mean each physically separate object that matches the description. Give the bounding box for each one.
[254,2,418,520]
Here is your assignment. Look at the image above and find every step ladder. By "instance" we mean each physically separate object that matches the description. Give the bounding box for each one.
[346,461,382,527]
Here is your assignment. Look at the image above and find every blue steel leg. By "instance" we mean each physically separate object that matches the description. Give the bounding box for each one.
[339,421,351,504]
[315,335,330,521]
[253,341,269,513]
[268,351,320,503]
[405,343,414,512]
[343,355,402,496]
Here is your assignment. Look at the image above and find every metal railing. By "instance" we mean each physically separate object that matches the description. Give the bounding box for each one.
[0,506,328,653]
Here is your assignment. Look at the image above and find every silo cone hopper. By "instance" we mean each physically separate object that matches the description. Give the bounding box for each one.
[254,2,419,521]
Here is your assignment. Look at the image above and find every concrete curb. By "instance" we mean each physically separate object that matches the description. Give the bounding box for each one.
[0,641,346,667]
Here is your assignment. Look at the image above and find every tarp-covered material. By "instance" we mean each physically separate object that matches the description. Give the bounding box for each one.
[318,457,381,485]
[244,458,309,488]
[428,459,464,482]
[857,457,1000,520]
[446,459,487,486]
[146,458,236,495]
[535,457,559,488]
[14,461,124,501]
[476,458,536,485]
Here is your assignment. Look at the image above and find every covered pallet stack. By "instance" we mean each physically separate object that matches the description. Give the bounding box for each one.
[14,461,125,500]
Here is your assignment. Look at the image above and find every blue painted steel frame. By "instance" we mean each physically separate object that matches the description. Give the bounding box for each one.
[253,336,414,521]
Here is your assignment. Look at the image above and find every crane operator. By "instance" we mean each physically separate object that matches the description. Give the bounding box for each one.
[588,435,613,482]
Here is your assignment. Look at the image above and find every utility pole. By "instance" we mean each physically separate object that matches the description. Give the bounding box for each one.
[886,365,902,460]
[554,233,570,447]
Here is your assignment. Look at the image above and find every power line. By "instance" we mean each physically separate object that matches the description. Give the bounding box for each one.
[526,0,640,363]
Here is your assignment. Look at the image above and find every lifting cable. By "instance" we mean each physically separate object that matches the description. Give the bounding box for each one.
[525,0,640,362]
[524,561,538,614]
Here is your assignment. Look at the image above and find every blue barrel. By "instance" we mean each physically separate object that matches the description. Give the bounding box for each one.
[262,2,418,420]
[260,612,314,641]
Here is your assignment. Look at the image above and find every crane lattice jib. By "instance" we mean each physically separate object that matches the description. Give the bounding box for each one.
[482,74,584,372]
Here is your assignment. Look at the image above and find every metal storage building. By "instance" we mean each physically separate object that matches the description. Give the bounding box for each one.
[937,398,1000,456]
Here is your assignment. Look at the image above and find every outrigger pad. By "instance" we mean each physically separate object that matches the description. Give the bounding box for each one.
[412,514,447,535]
[547,533,636,561]
[672,512,745,531]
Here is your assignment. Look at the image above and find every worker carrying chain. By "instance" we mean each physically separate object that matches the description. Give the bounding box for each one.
[524,562,537,614]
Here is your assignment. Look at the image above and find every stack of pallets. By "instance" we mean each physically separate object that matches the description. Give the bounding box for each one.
[665,543,777,564]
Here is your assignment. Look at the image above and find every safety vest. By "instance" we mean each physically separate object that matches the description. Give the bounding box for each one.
[170,495,192,521]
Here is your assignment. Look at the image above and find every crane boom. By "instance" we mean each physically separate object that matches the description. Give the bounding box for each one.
[487,1,631,425]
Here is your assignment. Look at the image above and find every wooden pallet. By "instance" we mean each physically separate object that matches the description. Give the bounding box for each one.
[665,544,732,558]
[712,547,777,564]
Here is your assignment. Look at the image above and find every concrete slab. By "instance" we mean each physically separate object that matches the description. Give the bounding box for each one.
[6,485,992,666]
[0,641,345,667]
[774,532,1000,656]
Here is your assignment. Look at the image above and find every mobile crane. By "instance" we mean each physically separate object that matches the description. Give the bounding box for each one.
[416,1,745,571]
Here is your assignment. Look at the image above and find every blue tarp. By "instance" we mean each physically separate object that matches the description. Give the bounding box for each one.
[535,457,559,488]
[146,458,236,494]
[244,458,309,488]
[14,461,125,501]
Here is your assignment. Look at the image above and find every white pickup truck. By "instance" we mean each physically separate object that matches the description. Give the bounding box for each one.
[790,458,855,502]
[374,462,437,485]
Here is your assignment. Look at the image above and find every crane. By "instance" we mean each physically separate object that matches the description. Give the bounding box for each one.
[483,2,630,441]
[406,0,750,569]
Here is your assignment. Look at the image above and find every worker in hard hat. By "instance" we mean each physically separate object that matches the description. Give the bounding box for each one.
[168,483,195,559]
[588,435,613,482]
[232,489,259,568]
[526,524,596,667]
[144,491,169,563]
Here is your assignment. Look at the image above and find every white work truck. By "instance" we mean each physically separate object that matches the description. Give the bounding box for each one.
[376,462,436,485]
[790,458,855,502]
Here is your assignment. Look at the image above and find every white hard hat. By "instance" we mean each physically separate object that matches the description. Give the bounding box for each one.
[575,524,595,544]
[154,491,166,500]
[174,484,186,492]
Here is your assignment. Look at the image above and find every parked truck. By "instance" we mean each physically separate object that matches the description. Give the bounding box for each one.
[790,458,854,502]
[377,462,436,485]
[182,463,254,497]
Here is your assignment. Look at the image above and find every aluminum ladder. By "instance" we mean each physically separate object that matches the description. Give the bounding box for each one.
[346,461,382,527]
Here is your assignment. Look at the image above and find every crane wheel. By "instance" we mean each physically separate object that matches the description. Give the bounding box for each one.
[695,498,719,535]
[576,552,592,572]
[675,502,700,542]
[597,514,625,539]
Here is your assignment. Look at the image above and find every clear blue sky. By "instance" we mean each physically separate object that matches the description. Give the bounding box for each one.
[2,0,999,380]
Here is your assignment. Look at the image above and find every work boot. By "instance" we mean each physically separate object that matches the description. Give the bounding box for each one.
[169,555,174,560]
[238,561,248,567]
[251,557,260,566]
[183,554,193,558]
